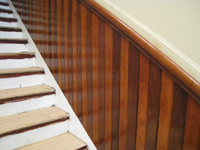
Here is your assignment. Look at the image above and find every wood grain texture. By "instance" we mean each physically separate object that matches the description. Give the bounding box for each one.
[72,0,78,115]
[76,0,83,122]
[111,29,121,150]
[136,52,149,150]
[119,36,129,150]
[169,83,188,150]
[126,43,139,150]
[183,96,200,150]
[80,0,200,103]
[64,0,69,99]
[157,72,174,150]
[68,0,73,106]
[97,17,106,150]
[81,3,88,131]
[92,12,99,148]
[145,62,161,150]
[13,0,200,149]
[104,23,113,150]
[86,7,93,139]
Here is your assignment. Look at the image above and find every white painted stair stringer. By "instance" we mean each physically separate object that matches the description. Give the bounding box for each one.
[6,0,97,149]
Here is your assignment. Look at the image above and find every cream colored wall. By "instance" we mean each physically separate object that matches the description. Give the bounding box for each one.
[95,0,200,82]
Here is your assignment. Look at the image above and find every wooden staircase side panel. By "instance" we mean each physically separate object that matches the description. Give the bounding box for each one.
[12,0,200,150]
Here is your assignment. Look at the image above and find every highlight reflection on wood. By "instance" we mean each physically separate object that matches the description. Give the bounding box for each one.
[12,0,200,149]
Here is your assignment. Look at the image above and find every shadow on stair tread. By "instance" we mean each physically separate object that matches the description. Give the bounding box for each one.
[0,67,44,78]
[0,26,22,32]
[0,8,13,14]
[0,16,17,22]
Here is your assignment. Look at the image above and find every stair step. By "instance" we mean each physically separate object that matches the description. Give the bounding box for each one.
[0,8,12,14]
[0,52,34,59]
[0,67,44,78]
[0,26,21,32]
[0,106,69,138]
[0,85,55,104]
[0,38,28,44]
[0,2,9,6]
[0,16,17,22]
[17,132,87,150]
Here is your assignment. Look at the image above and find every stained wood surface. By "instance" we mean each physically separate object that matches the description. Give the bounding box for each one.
[0,67,44,78]
[0,52,34,59]
[0,85,55,104]
[0,38,28,44]
[12,0,200,149]
[0,27,21,32]
[0,106,69,137]
[16,132,87,150]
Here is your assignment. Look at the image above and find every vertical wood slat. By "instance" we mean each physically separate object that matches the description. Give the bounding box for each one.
[98,18,106,150]
[183,96,200,150]
[57,0,62,88]
[111,29,121,150]
[118,36,129,150]
[64,0,69,99]
[68,0,73,106]
[92,12,99,147]
[86,7,93,139]
[145,62,161,150]
[169,83,188,150]
[136,52,149,150]
[126,44,139,150]
[76,0,83,122]
[104,23,113,150]
[81,3,88,132]
[72,0,78,115]
[13,0,200,149]
[156,72,174,150]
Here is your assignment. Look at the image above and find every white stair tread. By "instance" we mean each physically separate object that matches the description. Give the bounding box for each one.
[0,106,69,137]
[0,85,55,101]
[0,67,44,77]
[16,132,87,150]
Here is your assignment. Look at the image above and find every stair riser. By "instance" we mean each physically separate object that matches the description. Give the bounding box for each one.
[0,95,55,117]
[0,21,17,27]
[0,121,69,150]
[0,75,43,90]
[0,5,9,10]
[0,13,13,18]
[0,31,22,38]
[0,43,28,52]
[0,59,35,69]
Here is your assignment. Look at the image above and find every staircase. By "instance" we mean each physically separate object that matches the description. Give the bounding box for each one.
[0,0,96,149]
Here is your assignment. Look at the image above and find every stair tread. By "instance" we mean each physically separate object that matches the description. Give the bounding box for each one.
[0,85,55,102]
[0,38,28,43]
[0,106,69,137]
[0,67,44,78]
[16,132,87,150]
[0,8,12,14]
[0,26,22,32]
[0,52,35,59]
[0,1,9,6]
[0,16,17,22]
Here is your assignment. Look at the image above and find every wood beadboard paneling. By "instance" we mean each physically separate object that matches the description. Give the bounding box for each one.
[12,0,200,150]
